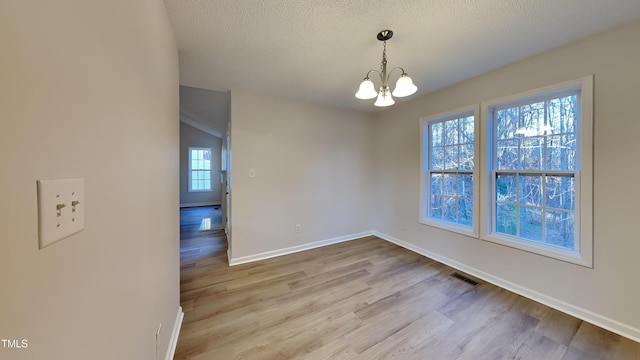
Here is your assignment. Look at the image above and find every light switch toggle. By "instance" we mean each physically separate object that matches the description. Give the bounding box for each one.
[71,200,80,212]
[56,203,66,217]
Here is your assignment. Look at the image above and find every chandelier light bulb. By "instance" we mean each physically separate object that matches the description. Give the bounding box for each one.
[374,90,395,107]
[355,78,377,99]
[392,74,418,97]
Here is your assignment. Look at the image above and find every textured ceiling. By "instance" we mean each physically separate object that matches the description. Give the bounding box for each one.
[163,0,640,113]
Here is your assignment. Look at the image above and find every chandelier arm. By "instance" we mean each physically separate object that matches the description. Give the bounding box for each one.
[364,69,384,83]
[387,67,408,78]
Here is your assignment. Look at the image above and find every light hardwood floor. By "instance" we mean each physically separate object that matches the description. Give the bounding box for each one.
[175,211,640,359]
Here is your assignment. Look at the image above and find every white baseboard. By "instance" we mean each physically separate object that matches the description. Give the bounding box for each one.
[179,202,221,208]
[165,306,184,360]
[373,231,640,344]
[228,231,374,266]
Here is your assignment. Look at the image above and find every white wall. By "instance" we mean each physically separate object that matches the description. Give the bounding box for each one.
[0,1,180,359]
[229,92,374,261]
[372,20,640,340]
[180,122,222,206]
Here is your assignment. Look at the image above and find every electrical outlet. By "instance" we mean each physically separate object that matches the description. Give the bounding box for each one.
[37,178,85,249]
[402,220,408,230]
[295,224,302,233]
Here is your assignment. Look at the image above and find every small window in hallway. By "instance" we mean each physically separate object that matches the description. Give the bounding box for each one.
[189,147,212,192]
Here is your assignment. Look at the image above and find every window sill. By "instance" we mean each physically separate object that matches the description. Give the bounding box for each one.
[481,232,592,268]
[419,218,477,239]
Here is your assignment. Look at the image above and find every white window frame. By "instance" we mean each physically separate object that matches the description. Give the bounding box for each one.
[420,105,480,238]
[188,147,213,192]
[480,76,593,267]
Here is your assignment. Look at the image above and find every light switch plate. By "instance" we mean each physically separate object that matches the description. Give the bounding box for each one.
[37,178,85,249]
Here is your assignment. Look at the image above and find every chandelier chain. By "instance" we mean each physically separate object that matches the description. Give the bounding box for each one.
[381,41,388,69]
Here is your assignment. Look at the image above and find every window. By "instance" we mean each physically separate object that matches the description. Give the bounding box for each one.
[189,147,212,192]
[482,76,593,267]
[420,105,479,237]
[419,77,593,267]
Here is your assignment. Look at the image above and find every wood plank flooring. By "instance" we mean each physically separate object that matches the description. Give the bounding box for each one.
[175,210,640,359]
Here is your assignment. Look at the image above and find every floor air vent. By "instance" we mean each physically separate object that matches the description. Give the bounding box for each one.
[450,272,480,287]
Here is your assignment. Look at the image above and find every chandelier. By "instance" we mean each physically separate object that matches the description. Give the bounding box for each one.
[355,30,418,107]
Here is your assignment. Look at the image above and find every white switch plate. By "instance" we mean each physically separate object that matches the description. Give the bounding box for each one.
[37,178,85,249]
[248,168,256,178]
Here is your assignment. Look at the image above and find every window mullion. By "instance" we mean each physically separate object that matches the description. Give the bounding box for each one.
[455,173,460,223]
[543,100,548,170]
[515,172,520,237]
[517,106,523,171]
[542,173,547,242]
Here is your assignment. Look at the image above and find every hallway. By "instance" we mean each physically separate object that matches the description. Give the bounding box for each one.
[179,206,226,263]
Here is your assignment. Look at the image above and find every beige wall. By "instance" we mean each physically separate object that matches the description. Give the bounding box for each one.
[372,20,640,340]
[180,122,222,206]
[0,0,180,359]
[229,92,375,261]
